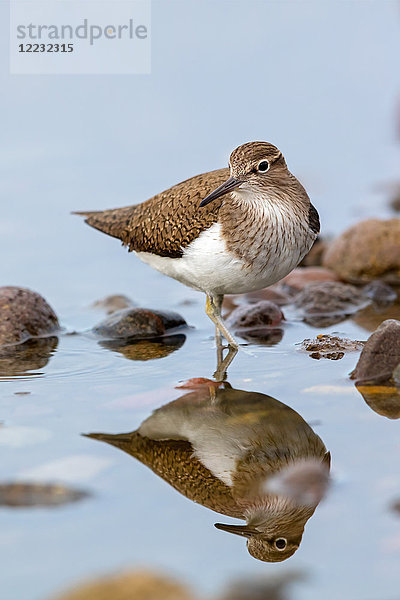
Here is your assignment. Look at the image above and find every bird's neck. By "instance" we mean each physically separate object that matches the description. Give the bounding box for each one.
[242,497,315,532]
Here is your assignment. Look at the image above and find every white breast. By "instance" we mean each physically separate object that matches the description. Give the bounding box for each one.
[137,223,252,295]
[136,201,314,296]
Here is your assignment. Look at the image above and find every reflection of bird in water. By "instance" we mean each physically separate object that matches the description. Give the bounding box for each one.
[88,384,330,562]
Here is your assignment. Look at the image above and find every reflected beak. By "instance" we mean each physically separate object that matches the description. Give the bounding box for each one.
[200,176,242,207]
[214,523,259,538]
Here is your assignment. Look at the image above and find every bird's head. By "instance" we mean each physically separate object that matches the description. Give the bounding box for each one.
[215,496,314,563]
[200,141,289,207]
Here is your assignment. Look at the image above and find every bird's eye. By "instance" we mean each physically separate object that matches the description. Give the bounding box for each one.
[274,538,287,550]
[257,160,270,172]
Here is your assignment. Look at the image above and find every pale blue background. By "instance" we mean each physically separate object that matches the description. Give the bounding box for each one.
[0,2,400,600]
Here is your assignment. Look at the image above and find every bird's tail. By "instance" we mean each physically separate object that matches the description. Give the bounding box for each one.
[72,206,135,244]
[84,431,136,453]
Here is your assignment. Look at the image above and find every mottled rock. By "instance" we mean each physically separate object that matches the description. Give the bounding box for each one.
[93,308,187,341]
[280,267,339,291]
[293,282,368,327]
[91,294,135,314]
[52,570,193,600]
[323,219,400,283]
[0,287,59,347]
[362,281,397,307]
[350,319,400,384]
[0,482,88,507]
[226,301,284,343]
[301,334,364,360]
[100,334,186,361]
[0,337,58,377]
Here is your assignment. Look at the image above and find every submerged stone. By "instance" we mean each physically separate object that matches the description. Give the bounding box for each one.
[323,219,400,283]
[0,287,59,347]
[93,308,187,341]
[301,334,364,360]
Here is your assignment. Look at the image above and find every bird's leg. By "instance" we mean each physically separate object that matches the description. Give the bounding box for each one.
[214,294,224,364]
[205,293,238,349]
[214,345,238,382]
[205,294,238,381]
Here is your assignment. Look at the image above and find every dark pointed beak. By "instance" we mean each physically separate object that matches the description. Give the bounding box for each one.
[200,176,242,207]
[214,523,259,538]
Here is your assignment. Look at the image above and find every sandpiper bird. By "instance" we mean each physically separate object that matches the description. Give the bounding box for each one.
[88,383,330,562]
[75,142,319,349]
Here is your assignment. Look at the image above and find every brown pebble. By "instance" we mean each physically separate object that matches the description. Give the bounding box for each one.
[323,219,400,283]
[93,308,186,341]
[350,319,400,384]
[0,287,59,347]
[226,301,284,343]
[301,334,364,360]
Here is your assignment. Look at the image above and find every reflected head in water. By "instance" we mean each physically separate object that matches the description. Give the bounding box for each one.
[87,381,330,562]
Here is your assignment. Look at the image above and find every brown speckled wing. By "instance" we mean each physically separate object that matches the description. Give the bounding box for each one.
[88,431,242,518]
[75,168,229,258]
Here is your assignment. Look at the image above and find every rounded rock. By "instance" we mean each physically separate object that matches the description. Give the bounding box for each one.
[93,308,186,341]
[293,282,367,328]
[323,219,400,283]
[350,319,400,384]
[227,301,284,329]
[0,287,59,347]
[226,301,284,343]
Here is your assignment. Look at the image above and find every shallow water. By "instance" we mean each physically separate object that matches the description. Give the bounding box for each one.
[1,1,400,599]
